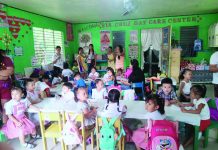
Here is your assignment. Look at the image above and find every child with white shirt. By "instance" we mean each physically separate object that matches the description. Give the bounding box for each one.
[92,79,107,100]
[179,85,210,148]
[103,67,115,84]
[25,79,41,104]
[88,67,99,81]
[100,88,127,118]
[179,69,192,102]
[62,62,73,81]
[52,72,62,85]
[61,82,75,102]
[132,95,165,150]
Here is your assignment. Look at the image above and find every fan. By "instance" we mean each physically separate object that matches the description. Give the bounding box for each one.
[122,0,137,16]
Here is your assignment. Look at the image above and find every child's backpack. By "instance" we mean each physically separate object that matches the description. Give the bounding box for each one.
[149,120,179,150]
[0,131,7,142]
[61,113,82,145]
[99,117,125,150]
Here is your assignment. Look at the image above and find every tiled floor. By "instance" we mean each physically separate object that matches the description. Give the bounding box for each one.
[7,138,218,150]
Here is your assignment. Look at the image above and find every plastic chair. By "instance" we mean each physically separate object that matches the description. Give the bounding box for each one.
[95,117,125,150]
[203,99,218,148]
[38,112,64,150]
[63,112,95,150]
[131,82,145,100]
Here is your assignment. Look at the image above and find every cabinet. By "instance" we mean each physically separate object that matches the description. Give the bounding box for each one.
[208,22,218,47]
[169,49,181,82]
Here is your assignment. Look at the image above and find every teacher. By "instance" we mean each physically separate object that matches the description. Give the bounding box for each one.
[0,49,14,123]
[210,51,218,98]
[52,46,64,75]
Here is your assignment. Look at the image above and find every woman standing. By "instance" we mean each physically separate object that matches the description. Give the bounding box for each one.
[0,49,14,123]
[76,47,87,76]
[87,44,96,73]
[107,46,115,70]
[115,45,125,71]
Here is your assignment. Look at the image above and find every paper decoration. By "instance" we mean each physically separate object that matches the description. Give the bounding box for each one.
[14,46,23,56]
[128,44,138,59]
[0,10,32,39]
[79,32,92,54]
[130,30,138,44]
[66,23,73,41]
[2,32,12,49]
[100,31,110,51]
[31,56,38,66]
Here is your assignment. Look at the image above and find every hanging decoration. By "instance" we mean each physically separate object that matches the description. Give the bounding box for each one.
[79,32,92,54]
[2,32,12,50]
[0,10,32,39]
[100,31,110,52]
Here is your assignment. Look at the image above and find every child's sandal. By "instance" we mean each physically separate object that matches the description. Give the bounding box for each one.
[32,134,41,139]
[23,143,36,149]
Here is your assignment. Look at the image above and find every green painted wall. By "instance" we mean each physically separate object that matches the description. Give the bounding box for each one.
[0,6,73,74]
[73,13,218,67]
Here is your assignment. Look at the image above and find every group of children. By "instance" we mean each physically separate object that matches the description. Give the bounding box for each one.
[0,59,211,149]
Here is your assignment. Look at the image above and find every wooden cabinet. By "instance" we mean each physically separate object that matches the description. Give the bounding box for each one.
[169,49,181,82]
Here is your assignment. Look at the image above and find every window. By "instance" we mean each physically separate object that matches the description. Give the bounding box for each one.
[180,26,198,57]
[33,27,65,65]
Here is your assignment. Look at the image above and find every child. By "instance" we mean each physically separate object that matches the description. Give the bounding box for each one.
[179,85,210,147]
[61,82,75,102]
[115,45,125,71]
[92,79,107,100]
[87,44,96,73]
[116,68,124,81]
[30,73,50,98]
[62,62,73,80]
[52,72,62,85]
[72,60,79,73]
[107,46,115,70]
[2,87,40,148]
[42,74,53,87]
[157,78,178,106]
[74,87,96,129]
[100,88,127,118]
[132,95,165,150]
[25,79,41,104]
[179,69,192,102]
[74,72,86,88]
[103,67,115,83]
[88,67,99,81]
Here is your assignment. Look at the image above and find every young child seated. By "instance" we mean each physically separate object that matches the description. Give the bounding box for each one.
[157,78,178,106]
[30,73,51,98]
[100,88,127,118]
[116,68,124,81]
[2,87,40,148]
[25,79,42,104]
[88,67,99,81]
[62,62,73,81]
[132,95,165,150]
[74,72,86,88]
[72,60,79,73]
[61,82,75,102]
[52,72,62,85]
[179,85,210,148]
[92,79,107,100]
[103,67,115,83]
[42,74,53,88]
[179,69,192,102]
[74,87,96,129]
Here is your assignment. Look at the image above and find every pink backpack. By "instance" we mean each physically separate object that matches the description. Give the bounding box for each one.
[149,120,179,150]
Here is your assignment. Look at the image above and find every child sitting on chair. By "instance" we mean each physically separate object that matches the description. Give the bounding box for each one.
[157,78,178,106]
[74,72,86,88]
[88,67,99,81]
[60,82,75,102]
[92,79,107,100]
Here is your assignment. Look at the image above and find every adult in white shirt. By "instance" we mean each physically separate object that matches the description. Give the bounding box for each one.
[210,51,218,98]
[52,46,64,75]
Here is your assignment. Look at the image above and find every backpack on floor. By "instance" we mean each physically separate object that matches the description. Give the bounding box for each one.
[149,120,179,150]
[61,114,82,145]
[99,117,125,150]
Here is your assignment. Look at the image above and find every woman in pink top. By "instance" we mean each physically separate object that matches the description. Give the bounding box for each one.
[115,45,124,71]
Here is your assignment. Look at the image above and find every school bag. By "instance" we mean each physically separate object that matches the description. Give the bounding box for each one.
[61,113,82,145]
[99,117,125,150]
[149,120,179,150]
[0,131,7,142]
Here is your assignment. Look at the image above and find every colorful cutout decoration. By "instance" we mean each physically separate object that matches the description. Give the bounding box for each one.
[100,31,110,51]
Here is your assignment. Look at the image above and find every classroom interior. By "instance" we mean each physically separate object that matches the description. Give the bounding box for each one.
[0,0,218,150]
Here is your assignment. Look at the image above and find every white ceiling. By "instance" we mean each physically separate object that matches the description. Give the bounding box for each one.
[1,0,218,23]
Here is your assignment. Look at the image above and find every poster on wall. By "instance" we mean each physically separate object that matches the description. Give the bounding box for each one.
[31,56,38,66]
[128,44,138,59]
[130,30,138,44]
[79,32,92,54]
[162,27,169,46]
[100,31,110,52]
[14,46,23,56]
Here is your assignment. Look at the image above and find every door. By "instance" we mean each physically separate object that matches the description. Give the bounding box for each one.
[112,31,125,50]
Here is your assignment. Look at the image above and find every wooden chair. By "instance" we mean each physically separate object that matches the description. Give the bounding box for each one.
[62,112,95,150]
[95,117,125,150]
[38,112,64,150]
[203,99,218,148]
